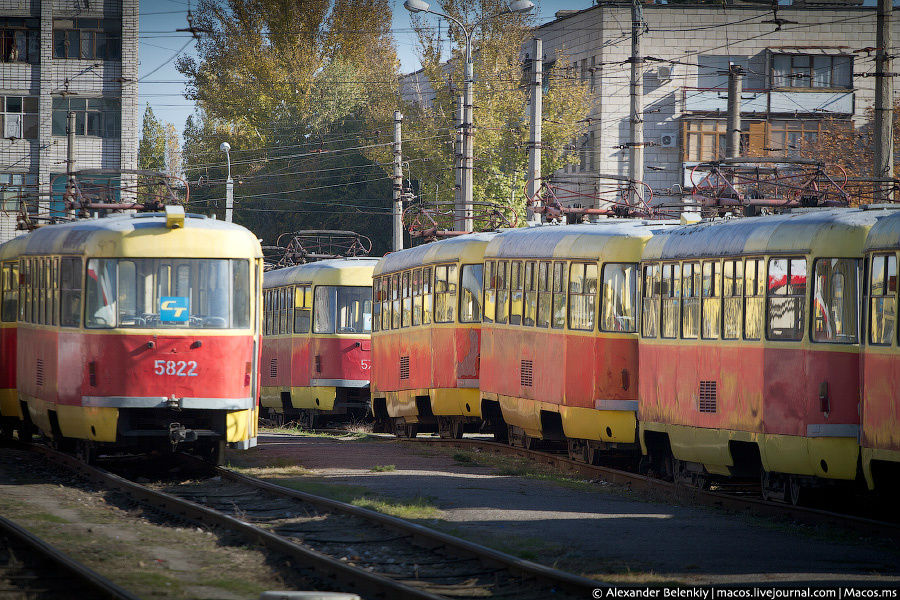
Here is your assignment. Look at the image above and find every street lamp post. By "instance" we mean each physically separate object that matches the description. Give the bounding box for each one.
[404,0,534,233]
[220,141,233,223]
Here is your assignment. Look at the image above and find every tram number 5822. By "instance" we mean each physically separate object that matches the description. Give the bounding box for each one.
[154,360,199,377]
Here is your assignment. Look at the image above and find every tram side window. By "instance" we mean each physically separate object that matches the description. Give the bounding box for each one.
[380,277,391,332]
[59,257,81,328]
[641,264,660,338]
[51,258,59,327]
[399,271,410,328]
[601,263,637,333]
[812,258,858,344]
[37,258,46,325]
[391,273,400,329]
[263,290,271,335]
[482,261,495,323]
[569,262,598,331]
[536,261,551,328]
[661,263,681,339]
[767,257,807,341]
[722,260,743,340]
[681,262,700,339]
[313,286,372,333]
[523,262,537,327]
[284,286,293,334]
[701,261,721,340]
[85,258,116,328]
[509,261,523,326]
[20,259,28,323]
[412,269,423,326]
[495,261,508,325]
[434,264,458,323]
[372,278,380,333]
[459,263,483,323]
[423,267,433,326]
[551,261,567,329]
[1,261,17,323]
[744,258,764,340]
[869,253,896,346]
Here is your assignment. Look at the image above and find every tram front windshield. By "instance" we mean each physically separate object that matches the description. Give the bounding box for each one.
[313,286,372,334]
[85,258,251,329]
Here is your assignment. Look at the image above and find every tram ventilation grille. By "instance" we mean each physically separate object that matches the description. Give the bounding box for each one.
[270,358,277,379]
[521,359,533,387]
[699,381,717,413]
[315,355,322,373]
[36,359,44,387]
[400,356,410,380]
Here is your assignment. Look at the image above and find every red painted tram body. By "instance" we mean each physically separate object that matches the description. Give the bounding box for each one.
[638,208,892,500]
[0,235,28,437]
[371,234,494,438]
[479,223,664,458]
[260,259,377,426]
[8,209,263,461]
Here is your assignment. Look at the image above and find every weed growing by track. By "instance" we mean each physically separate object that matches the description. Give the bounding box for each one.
[368,464,396,472]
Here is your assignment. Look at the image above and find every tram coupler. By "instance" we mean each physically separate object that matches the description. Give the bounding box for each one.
[169,422,197,448]
[166,395,182,411]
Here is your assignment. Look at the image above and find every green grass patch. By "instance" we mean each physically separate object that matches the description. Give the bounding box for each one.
[204,576,268,596]
[25,512,71,524]
[353,495,441,520]
[452,451,482,465]
[368,464,396,472]
[275,480,371,504]
[259,424,372,441]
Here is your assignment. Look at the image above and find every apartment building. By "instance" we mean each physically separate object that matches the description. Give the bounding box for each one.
[0,0,138,242]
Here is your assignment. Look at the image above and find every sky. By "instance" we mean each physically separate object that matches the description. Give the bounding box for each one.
[137,0,595,137]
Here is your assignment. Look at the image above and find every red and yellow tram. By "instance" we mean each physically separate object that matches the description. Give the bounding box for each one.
[371,233,495,438]
[861,209,900,492]
[479,222,663,459]
[638,208,891,501]
[12,208,263,462]
[0,235,28,438]
[260,258,377,427]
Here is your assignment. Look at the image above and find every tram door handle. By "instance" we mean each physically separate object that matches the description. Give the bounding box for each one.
[819,381,829,414]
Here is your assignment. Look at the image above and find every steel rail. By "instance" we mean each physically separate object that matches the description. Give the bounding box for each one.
[399,437,900,540]
[0,514,141,600]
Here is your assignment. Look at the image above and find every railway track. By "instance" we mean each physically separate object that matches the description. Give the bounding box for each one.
[398,436,900,540]
[26,443,601,599]
[0,513,140,600]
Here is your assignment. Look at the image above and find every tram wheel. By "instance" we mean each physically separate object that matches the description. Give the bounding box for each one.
[75,440,96,464]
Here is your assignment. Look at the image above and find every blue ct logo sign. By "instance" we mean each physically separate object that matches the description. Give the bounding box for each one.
[160,297,190,322]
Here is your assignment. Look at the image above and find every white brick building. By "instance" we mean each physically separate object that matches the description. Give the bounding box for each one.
[0,0,138,242]
[401,0,895,210]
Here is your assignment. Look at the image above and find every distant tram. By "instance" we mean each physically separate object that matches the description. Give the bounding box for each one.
[260,258,377,427]
[3,208,263,463]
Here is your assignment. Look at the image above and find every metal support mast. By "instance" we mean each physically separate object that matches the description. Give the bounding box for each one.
[393,110,404,251]
[726,64,743,159]
[527,38,543,222]
[628,0,644,206]
[875,0,894,202]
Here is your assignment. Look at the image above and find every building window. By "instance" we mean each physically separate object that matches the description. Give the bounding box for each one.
[1,18,39,63]
[766,119,839,157]
[0,173,37,211]
[53,18,121,61]
[1,96,38,139]
[52,97,121,138]
[771,53,851,89]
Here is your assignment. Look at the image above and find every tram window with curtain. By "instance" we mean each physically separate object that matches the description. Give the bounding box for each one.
[568,262,598,331]
[767,257,807,341]
[523,261,537,327]
[661,263,680,339]
[509,261,523,325]
[812,258,858,343]
[412,269,422,326]
[422,267,433,325]
[295,285,311,333]
[372,278,380,333]
[59,258,80,328]
[744,258,764,340]
[681,262,700,339]
[1,261,17,323]
[434,264,458,323]
[380,278,391,331]
[390,273,400,329]
[482,261,495,323]
[641,264,660,338]
[552,261,567,329]
[401,271,411,327]
[722,260,743,339]
[601,262,637,332]
[459,264,483,323]
[536,261,551,328]
[495,261,509,325]
[869,253,897,346]
[284,286,293,334]
[701,261,721,339]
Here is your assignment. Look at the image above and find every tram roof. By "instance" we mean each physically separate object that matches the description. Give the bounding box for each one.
[0,234,29,261]
[264,257,379,288]
[485,221,666,262]
[14,213,262,259]
[863,207,900,252]
[373,232,496,276]
[643,208,892,261]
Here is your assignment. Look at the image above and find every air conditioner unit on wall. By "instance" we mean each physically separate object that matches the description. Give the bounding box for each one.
[660,133,677,148]
[656,65,673,81]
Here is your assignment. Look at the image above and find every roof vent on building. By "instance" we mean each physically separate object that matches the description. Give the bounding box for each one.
[555,10,579,19]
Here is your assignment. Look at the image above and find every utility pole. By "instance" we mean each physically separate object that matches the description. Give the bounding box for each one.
[462,56,474,232]
[220,142,233,223]
[66,111,75,217]
[392,110,404,252]
[875,0,894,202]
[726,64,743,159]
[628,0,644,206]
[527,38,543,223]
[455,96,464,231]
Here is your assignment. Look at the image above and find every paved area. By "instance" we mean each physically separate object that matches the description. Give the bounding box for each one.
[231,433,900,586]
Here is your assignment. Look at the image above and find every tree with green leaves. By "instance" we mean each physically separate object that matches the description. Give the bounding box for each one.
[137,105,166,172]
